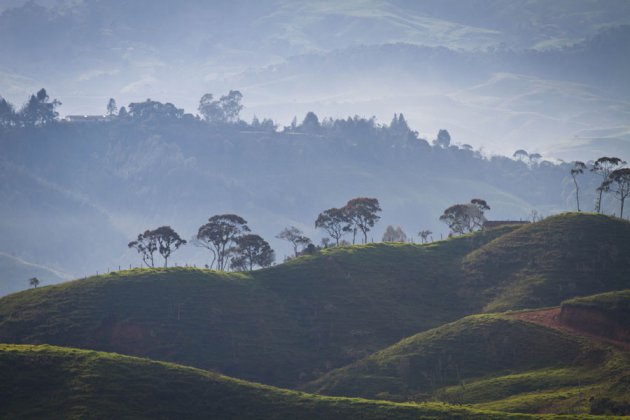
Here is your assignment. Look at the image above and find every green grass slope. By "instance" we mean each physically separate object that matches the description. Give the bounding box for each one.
[461,213,630,312]
[0,344,548,420]
[0,226,515,388]
[302,313,630,416]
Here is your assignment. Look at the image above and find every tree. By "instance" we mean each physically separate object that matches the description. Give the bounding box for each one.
[19,88,61,126]
[513,149,528,162]
[592,157,626,213]
[382,225,407,242]
[28,277,40,288]
[439,199,490,235]
[153,226,186,267]
[276,226,311,257]
[528,153,542,165]
[301,111,321,133]
[219,90,243,123]
[315,207,350,246]
[128,230,158,267]
[106,98,118,116]
[128,99,184,121]
[344,197,382,244]
[198,93,222,122]
[230,234,274,271]
[0,97,17,127]
[434,129,451,148]
[196,214,250,271]
[418,230,432,243]
[570,161,587,212]
[604,168,630,218]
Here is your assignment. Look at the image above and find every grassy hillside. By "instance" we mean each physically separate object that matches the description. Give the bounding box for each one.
[302,313,630,416]
[1,214,630,391]
[1,344,547,420]
[0,226,514,388]
[461,213,630,312]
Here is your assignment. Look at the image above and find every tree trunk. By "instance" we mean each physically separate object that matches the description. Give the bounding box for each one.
[573,176,580,212]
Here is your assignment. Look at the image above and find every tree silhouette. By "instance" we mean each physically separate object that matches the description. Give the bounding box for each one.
[604,168,630,218]
[230,234,274,271]
[344,197,382,244]
[19,88,61,126]
[153,226,186,267]
[315,207,351,246]
[276,226,311,257]
[128,230,158,268]
[28,277,40,288]
[440,199,490,235]
[570,161,587,212]
[196,214,250,270]
[106,98,118,116]
[418,230,432,243]
[592,157,625,213]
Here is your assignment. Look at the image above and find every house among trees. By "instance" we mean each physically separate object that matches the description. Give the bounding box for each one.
[64,115,108,123]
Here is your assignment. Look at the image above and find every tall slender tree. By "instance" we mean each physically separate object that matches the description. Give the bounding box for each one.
[604,168,630,218]
[592,157,625,213]
[570,161,587,212]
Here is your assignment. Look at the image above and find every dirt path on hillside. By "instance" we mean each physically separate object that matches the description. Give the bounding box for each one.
[508,307,630,351]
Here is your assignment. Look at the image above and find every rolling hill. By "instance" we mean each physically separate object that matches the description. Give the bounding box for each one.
[302,312,630,416]
[0,225,516,388]
[0,343,536,420]
[461,213,630,312]
[0,214,628,391]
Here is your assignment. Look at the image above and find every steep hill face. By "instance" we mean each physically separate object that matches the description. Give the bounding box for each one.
[302,313,630,416]
[0,344,523,420]
[560,290,630,343]
[0,227,513,388]
[461,213,630,312]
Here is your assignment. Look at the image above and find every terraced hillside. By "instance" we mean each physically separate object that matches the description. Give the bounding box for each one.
[0,226,515,388]
[303,313,630,416]
[0,344,536,420]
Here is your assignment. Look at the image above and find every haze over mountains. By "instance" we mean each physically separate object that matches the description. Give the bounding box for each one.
[1,0,630,159]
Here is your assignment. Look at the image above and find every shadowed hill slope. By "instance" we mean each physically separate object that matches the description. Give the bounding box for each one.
[1,214,630,390]
[461,213,630,312]
[0,226,514,388]
[302,313,630,416]
[560,290,630,343]
[1,344,546,420]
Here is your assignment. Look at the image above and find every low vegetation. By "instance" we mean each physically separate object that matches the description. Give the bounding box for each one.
[1,343,547,420]
[302,313,630,416]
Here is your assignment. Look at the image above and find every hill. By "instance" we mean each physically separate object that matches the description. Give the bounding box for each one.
[560,290,630,343]
[0,226,515,388]
[0,343,540,420]
[302,313,630,416]
[461,213,630,312]
[1,214,629,390]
